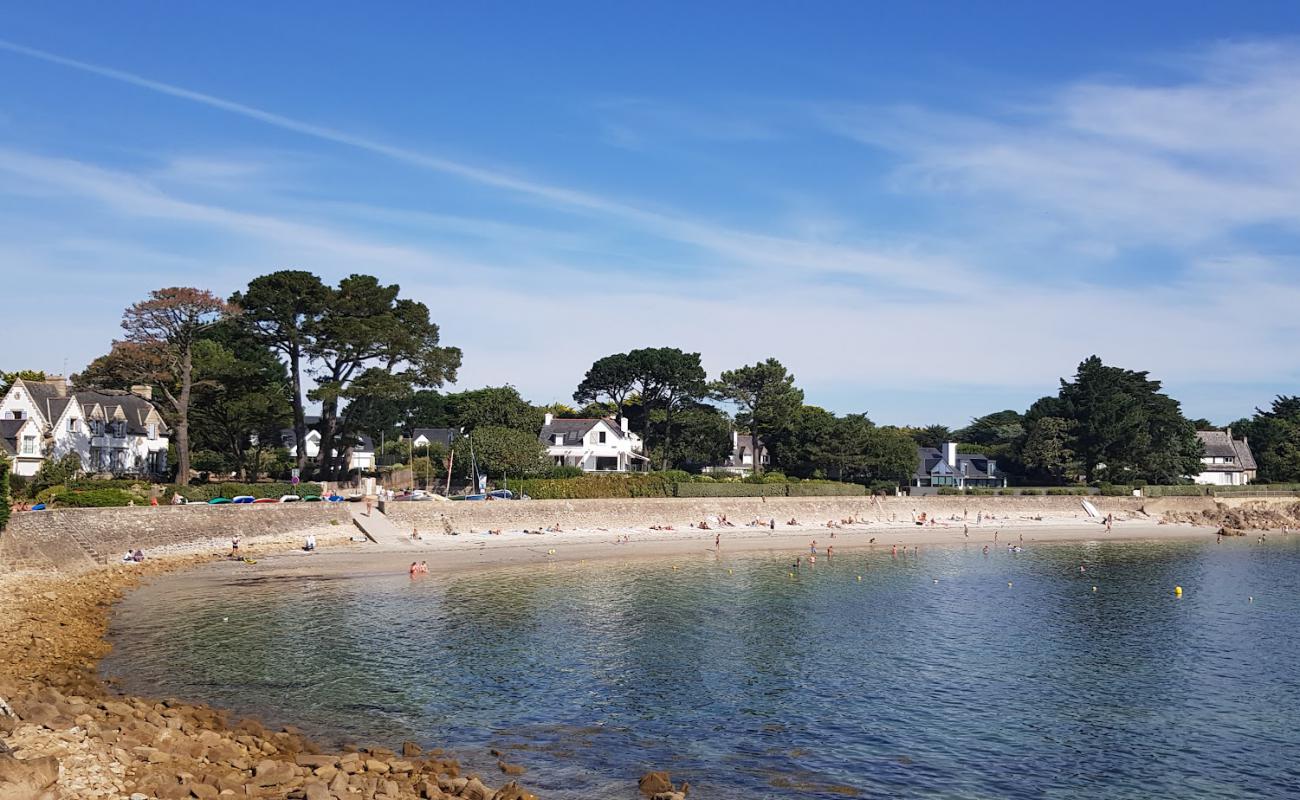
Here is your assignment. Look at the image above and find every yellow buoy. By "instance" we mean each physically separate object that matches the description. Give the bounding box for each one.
[1174,585,1183,596]
[857,575,862,581]
[728,569,733,575]
[672,565,679,570]
[789,572,794,578]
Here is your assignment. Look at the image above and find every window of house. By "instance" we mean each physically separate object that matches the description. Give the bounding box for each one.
[68,418,79,433]
[21,436,35,455]
[10,410,22,420]
[598,431,607,444]
[147,423,157,440]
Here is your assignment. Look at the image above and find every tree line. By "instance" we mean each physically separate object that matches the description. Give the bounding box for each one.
[6,275,1299,487]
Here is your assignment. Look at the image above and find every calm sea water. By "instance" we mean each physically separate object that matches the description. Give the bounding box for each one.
[103,537,1300,799]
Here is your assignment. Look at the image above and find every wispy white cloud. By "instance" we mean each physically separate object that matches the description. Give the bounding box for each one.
[0,38,966,294]
[821,40,1300,250]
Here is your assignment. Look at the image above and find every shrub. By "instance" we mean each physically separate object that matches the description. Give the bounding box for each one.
[785,481,865,497]
[936,487,963,495]
[513,474,674,500]
[674,482,788,497]
[657,470,695,484]
[1019,488,1045,496]
[7,473,29,500]
[52,488,136,508]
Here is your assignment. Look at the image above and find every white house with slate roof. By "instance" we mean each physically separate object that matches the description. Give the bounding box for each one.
[1193,429,1257,486]
[539,413,648,472]
[0,376,169,477]
[913,442,1006,489]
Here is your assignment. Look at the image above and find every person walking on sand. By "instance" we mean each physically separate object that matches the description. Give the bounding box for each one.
[715,532,721,550]
[827,545,833,562]
[366,497,374,517]
[1105,514,1113,533]
[230,535,241,559]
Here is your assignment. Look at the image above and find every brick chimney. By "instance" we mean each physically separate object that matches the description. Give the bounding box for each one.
[130,385,153,401]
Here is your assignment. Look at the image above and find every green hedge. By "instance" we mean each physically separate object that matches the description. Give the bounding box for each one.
[1210,483,1300,495]
[511,475,865,500]
[785,481,866,497]
[511,474,674,500]
[674,482,788,498]
[31,487,137,508]
[1142,485,1210,497]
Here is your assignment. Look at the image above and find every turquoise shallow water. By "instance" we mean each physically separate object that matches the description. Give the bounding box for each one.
[104,537,1300,799]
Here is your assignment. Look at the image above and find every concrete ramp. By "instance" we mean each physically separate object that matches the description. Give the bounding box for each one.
[349,506,409,547]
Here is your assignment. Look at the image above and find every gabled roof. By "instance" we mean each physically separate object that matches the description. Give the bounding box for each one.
[539,418,626,447]
[1196,431,1257,472]
[0,418,34,455]
[74,390,167,436]
[412,427,456,448]
[915,445,999,480]
[12,378,71,426]
[281,417,374,453]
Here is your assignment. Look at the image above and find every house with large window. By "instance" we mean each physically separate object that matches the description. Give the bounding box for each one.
[539,413,648,472]
[1193,429,1257,486]
[0,377,169,477]
[913,442,1006,489]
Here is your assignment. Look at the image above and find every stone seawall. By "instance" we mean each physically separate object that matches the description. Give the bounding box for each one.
[383,495,1171,533]
[0,503,351,573]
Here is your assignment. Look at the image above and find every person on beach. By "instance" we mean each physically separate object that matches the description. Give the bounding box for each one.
[826,545,833,562]
[365,497,374,517]
[411,527,422,542]
[304,535,316,552]
[230,535,241,558]
[715,533,721,549]
[891,544,897,557]
[121,551,134,563]
[409,562,419,577]
[810,539,817,554]
[964,525,969,537]
[132,549,144,562]
[150,496,158,507]
[1105,514,1113,533]
[1079,562,1086,573]
[982,545,990,555]
[770,518,776,530]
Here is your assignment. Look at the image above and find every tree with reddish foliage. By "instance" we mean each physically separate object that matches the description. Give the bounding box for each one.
[117,288,231,482]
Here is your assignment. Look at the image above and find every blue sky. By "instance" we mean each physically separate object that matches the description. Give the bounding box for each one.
[2,3,1299,427]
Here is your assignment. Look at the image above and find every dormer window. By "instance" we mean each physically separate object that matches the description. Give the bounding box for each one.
[68,419,78,433]
[598,431,607,444]
[147,423,157,440]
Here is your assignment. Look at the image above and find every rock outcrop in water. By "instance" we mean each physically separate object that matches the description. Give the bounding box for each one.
[0,557,543,800]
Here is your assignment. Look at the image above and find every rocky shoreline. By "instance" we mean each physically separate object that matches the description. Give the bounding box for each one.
[0,549,548,800]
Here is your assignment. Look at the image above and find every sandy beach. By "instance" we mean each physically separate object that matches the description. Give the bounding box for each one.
[247,513,1216,578]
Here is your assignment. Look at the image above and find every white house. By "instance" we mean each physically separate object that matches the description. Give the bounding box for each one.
[539,414,648,472]
[705,431,770,475]
[281,417,376,473]
[0,377,169,478]
[411,428,456,450]
[1193,429,1257,486]
[913,442,1006,489]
